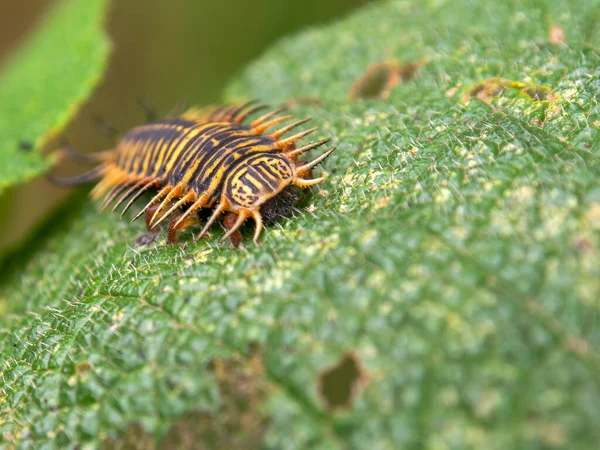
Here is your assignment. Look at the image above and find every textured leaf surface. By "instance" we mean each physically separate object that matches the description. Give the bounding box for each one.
[0,0,110,194]
[2,0,600,448]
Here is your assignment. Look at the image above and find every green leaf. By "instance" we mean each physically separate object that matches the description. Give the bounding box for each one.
[0,0,111,194]
[2,0,600,448]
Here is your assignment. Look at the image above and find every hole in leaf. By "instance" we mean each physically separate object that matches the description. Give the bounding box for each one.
[317,351,367,411]
[349,58,427,100]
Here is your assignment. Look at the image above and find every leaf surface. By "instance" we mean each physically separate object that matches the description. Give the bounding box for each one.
[1,1,600,448]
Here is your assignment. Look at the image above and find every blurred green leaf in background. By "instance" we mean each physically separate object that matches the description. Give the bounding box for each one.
[1,0,600,448]
[0,0,110,194]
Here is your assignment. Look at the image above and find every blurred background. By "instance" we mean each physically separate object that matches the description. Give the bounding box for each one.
[0,0,368,254]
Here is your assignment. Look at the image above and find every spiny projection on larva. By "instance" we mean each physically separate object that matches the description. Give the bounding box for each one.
[49,101,336,245]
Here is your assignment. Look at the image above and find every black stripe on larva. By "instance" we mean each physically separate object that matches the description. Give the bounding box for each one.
[186,139,249,188]
[135,133,161,177]
[249,164,278,191]
[143,125,182,167]
[142,126,177,169]
[168,124,226,179]
[205,143,260,196]
[222,153,286,199]
[239,177,260,196]
[187,127,253,170]
[163,127,217,183]
[165,124,235,181]
[131,124,183,176]
[197,142,261,187]
[155,124,197,174]
[193,135,264,181]
[144,122,196,169]
[19,140,33,152]
[255,160,283,181]
[171,137,241,184]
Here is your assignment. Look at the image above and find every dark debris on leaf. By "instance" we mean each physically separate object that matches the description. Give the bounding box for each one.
[521,85,558,102]
[464,78,559,103]
[103,351,268,449]
[281,96,324,108]
[100,423,156,450]
[164,352,268,449]
[135,232,160,247]
[18,140,34,152]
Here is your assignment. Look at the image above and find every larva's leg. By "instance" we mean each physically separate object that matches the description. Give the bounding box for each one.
[220,209,263,246]
[167,213,200,244]
[144,204,160,231]
[294,160,313,179]
[223,213,243,248]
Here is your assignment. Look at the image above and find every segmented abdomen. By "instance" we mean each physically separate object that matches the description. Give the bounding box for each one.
[114,119,276,197]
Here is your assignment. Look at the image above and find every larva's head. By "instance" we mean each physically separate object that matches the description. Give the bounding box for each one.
[225,154,295,210]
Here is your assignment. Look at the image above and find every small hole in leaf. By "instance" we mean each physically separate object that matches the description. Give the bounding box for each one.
[349,58,427,101]
[317,351,367,411]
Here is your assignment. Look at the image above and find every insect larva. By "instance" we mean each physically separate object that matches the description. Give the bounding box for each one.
[50,101,335,244]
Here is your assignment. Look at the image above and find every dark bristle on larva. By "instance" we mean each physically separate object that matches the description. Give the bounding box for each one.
[260,187,298,225]
[48,100,336,245]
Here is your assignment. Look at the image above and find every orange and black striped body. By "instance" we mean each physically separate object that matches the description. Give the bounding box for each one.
[115,119,282,202]
[50,101,336,244]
